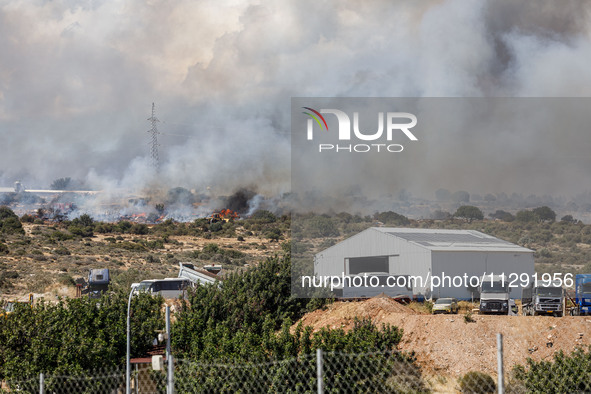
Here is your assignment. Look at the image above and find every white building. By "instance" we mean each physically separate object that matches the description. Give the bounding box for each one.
[313,228,534,300]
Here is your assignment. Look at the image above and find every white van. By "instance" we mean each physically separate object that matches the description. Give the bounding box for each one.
[135,278,193,299]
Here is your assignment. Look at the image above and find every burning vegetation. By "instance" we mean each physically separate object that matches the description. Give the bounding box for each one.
[0,181,272,225]
[209,209,240,224]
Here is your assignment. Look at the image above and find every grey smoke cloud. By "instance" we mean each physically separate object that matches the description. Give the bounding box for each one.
[1,0,591,202]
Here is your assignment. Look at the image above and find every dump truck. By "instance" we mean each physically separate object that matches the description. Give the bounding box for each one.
[521,281,564,317]
[178,263,220,286]
[479,274,509,314]
[570,274,591,316]
[86,269,110,299]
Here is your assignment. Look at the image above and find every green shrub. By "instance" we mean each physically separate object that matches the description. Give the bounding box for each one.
[516,210,537,222]
[0,270,18,289]
[49,230,74,241]
[458,371,496,393]
[52,247,71,256]
[374,211,410,225]
[464,311,476,323]
[130,223,149,235]
[0,206,24,235]
[532,206,556,222]
[68,225,93,238]
[250,209,277,223]
[109,241,146,251]
[20,214,35,223]
[454,206,484,222]
[513,347,591,393]
[57,273,75,286]
[209,222,223,232]
[304,215,339,238]
[95,223,115,233]
[117,221,132,233]
[265,228,282,242]
[202,243,219,254]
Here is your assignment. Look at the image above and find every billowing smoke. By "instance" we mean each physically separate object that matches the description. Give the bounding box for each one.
[1,0,591,219]
[223,189,256,214]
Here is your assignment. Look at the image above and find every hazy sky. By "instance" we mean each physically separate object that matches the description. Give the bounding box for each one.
[1,0,591,198]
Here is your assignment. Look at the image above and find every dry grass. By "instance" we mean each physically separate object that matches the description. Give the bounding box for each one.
[407,301,432,314]
[1,222,287,300]
[458,300,477,314]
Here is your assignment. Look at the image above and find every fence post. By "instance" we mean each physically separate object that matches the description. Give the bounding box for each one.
[39,372,44,394]
[166,306,174,394]
[497,333,504,394]
[317,348,324,394]
[168,355,174,394]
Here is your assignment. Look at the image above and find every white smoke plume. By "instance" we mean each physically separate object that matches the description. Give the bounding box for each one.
[1,0,591,218]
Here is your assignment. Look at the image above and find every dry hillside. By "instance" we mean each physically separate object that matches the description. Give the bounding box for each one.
[296,297,591,378]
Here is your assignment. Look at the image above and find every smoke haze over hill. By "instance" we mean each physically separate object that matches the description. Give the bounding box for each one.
[1,0,591,204]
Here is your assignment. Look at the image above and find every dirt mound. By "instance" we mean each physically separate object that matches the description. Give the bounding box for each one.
[295,299,591,378]
[297,296,419,331]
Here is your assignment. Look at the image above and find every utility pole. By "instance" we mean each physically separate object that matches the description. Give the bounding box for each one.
[147,102,160,173]
[166,306,174,394]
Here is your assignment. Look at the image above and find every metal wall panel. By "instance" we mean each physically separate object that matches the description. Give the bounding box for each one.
[314,228,432,297]
[431,251,535,300]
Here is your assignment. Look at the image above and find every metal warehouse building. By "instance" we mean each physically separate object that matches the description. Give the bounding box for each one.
[314,228,534,300]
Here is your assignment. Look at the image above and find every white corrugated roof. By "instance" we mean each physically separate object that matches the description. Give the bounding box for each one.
[372,227,532,252]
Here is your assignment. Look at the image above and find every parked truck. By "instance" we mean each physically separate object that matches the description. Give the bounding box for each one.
[570,274,591,316]
[86,269,110,299]
[479,274,509,314]
[521,281,564,317]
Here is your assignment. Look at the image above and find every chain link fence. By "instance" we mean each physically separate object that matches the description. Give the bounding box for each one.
[3,366,125,393]
[3,341,591,393]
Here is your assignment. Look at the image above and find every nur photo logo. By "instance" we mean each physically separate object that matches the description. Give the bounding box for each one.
[302,107,418,153]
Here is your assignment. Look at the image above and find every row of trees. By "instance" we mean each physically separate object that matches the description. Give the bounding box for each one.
[0,253,420,387]
[171,254,405,361]
[0,291,163,381]
[293,206,564,233]
[452,205,561,223]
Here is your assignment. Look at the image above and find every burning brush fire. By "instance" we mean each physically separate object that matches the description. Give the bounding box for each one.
[209,209,240,223]
[1,185,270,223]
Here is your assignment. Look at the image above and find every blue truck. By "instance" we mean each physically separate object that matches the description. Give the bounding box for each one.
[570,274,591,316]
